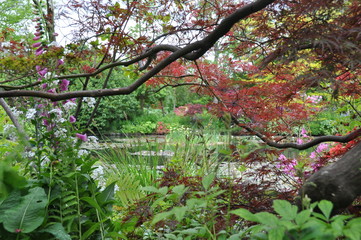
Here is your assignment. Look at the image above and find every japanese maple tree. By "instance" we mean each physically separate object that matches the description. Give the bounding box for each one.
[0,0,361,211]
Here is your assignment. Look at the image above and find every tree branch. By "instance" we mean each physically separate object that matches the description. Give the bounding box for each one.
[0,0,276,101]
[233,116,361,150]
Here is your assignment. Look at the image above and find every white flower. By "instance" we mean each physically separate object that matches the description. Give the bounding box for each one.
[78,149,89,158]
[26,108,37,119]
[63,101,77,111]
[2,42,11,48]
[57,118,66,123]
[44,72,53,80]
[4,124,15,133]
[49,108,63,117]
[24,150,35,158]
[10,107,23,117]
[88,136,98,143]
[54,128,67,137]
[83,97,96,108]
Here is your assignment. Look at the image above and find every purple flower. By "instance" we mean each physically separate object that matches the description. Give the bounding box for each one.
[57,59,64,66]
[36,66,48,77]
[41,83,48,89]
[43,119,49,126]
[35,47,44,56]
[33,36,41,41]
[33,42,42,48]
[59,79,70,91]
[76,133,88,142]
[69,116,76,123]
[297,138,303,144]
[47,88,56,93]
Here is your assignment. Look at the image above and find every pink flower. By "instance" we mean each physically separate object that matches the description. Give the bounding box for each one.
[309,151,317,159]
[33,36,41,41]
[297,138,303,144]
[59,79,70,91]
[34,31,42,36]
[316,143,329,153]
[41,83,48,89]
[76,133,88,142]
[301,128,308,138]
[69,116,76,123]
[278,154,288,162]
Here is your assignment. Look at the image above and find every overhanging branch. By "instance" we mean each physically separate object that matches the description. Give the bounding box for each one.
[0,0,276,100]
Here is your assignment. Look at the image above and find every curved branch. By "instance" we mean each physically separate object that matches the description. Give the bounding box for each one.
[234,117,361,150]
[0,0,276,100]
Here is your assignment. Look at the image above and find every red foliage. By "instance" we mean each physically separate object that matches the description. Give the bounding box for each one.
[155,121,170,135]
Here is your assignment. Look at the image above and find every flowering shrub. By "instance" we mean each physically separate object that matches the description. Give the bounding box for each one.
[0,10,120,238]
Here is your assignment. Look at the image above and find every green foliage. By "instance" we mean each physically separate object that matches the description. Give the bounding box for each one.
[0,0,33,33]
[0,160,27,199]
[121,174,227,239]
[77,94,142,132]
[231,200,361,240]
[1,187,47,233]
[96,145,160,207]
[122,120,157,134]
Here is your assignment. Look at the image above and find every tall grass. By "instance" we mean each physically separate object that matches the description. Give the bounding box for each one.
[95,129,233,206]
[96,141,161,207]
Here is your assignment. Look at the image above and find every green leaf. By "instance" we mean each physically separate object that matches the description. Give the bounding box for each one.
[81,197,104,216]
[3,187,47,233]
[152,211,173,225]
[164,233,178,239]
[173,206,188,222]
[39,223,71,240]
[273,200,298,221]
[344,229,361,240]
[295,209,311,225]
[96,181,115,204]
[158,186,168,196]
[346,217,361,228]
[0,190,21,223]
[231,208,258,222]
[318,200,333,221]
[202,173,215,191]
[172,184,188,196]
[269,227,285,240]
[254,212,280,227]
[141,186,160,193]
[81,222,101,240]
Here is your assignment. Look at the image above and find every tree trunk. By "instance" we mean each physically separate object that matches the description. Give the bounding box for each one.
[299,142,361,211]
[0,98,26,136]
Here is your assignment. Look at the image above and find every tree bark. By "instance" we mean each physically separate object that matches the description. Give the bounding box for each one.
[299,142,361,212]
